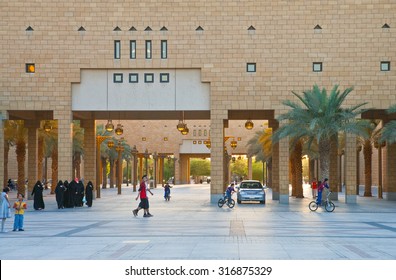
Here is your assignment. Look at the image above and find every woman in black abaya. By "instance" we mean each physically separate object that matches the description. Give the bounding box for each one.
[85,181,94,207]
[31,180,45,210]
[55,180,66,209]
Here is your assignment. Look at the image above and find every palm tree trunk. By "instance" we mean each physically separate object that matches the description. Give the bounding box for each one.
[76,152,81,179]
[51,148,58,194]
[290,157,296,196]
[363,139,372,196]
[16,139,26,195]
[109,160,115,188]
[4,141,9,187]
[101,157,107,189]
[295,140,304,198]
[319,138,331,180]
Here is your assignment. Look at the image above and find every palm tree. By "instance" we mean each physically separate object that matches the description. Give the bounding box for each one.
[380,104,396,144]
[3,121,17,187]
[358,120,381,197]
[273,85,372,183]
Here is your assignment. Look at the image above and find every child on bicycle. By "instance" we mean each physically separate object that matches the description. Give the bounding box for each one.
[225,183,236,205]
[316,178,329,205]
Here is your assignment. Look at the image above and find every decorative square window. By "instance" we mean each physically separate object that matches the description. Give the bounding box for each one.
[198,141,202,144]
[114,40,121,59]
[142,137,146,141]
[163,137,168,141]
[313,62,322,72]
[161,40,168,59]
[144,73,154,83]
[145,40,152,59]
[160,73,169,83]
[237,137,241,141]
[130,40,136,59]
[26,63,35,73]
[193,141,197,144]
[247,63,256,72]
[113,73,123,83]
[381,61,390,71]
[129,73,139,83]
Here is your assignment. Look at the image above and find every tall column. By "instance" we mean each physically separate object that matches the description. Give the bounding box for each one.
[0,112,6,188]
[210,115,226,203]
[81,120,96,197]
[247,156,253,180]
[269,120,279,200]
[345,133,357,203]
[159,154,165,187]
[25,120,40,199]
[329,135,339,200]
[56,113,73,183]
[278,137,289,204]
[174,152,180,184]
[153,152,158,188]
[385,142,396,200]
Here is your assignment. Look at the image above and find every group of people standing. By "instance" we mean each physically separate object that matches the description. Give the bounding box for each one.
[55,179,94,209]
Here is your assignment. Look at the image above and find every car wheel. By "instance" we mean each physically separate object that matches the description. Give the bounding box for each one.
[237,199,241,204]
[260,200,265,204]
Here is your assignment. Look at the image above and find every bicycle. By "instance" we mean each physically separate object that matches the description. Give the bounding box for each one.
[218,193,235,208]
[309,191,335,212]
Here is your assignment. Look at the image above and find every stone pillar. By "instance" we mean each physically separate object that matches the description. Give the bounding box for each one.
[25,120,40,199]
[210,115,225,203]
[247,156,253,180]
[269,120,279,200]
[179,154,189,184]
[385,142,396,200]
[329,135,339,200]
[159,154,165,187]
[56,112,73,183]
[174,152,180,184]
[80,119,96,197]
[0,112,6,188]
[278,137,289,204]
[153,152,158,188]
[344,133,357,203]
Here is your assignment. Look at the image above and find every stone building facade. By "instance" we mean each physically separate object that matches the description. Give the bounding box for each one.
[1,0,395,203]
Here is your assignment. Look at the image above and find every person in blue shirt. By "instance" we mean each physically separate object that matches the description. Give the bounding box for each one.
[226,183,236,205]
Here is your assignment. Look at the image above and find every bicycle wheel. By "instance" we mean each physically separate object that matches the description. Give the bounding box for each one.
[325,201,335,212]
[228,199,235,208]
[309,201,318,211]
[218,198,225,208]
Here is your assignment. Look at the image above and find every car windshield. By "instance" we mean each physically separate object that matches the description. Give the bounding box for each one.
[239,182,262,189]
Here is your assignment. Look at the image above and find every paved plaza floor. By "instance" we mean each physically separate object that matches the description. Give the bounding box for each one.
[1,183,396,260]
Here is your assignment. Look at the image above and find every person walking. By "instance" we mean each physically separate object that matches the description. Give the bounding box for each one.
[31,181,45,210]
[12,193,27,231]
[85,181,94,207]
[0,187,11,232]
[133,175,154,217]
[311,177,318,199]
[55,180,66,209]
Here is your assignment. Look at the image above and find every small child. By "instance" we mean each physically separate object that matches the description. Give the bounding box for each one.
[163,183,171,201]
[13,193,27,231]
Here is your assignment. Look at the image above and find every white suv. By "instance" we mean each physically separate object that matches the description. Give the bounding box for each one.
[237,180,265,204]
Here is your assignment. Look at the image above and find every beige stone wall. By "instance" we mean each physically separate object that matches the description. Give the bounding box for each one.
[1,0,395,200]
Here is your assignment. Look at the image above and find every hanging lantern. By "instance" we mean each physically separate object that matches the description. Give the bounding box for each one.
[105,120,114,132]
[115,123,123,135]
[181,126,189,135]
[245,119,254,130]
[230,139,237,149]
[107,140,114,148]
[176,120,186,132]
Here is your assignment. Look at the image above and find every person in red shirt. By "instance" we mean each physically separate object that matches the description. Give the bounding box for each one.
[311,177,318,199]
[133,175,154,217]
